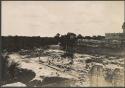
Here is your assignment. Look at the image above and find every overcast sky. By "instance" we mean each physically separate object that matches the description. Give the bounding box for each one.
[2,1,124,37]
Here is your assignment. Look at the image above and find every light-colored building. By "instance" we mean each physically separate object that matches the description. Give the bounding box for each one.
[123,22,125,33]
[105,22,125,40]
[77,22,125,46]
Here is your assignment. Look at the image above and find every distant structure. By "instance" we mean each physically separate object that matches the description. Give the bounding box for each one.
[123,22,125,33]
[105,22,125,40]
[77,22,125,48]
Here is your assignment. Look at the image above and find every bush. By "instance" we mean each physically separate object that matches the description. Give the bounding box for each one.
[2,53,20,80]
[8,61,20,78]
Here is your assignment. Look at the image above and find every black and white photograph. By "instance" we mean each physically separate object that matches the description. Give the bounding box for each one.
[1,1,125,87]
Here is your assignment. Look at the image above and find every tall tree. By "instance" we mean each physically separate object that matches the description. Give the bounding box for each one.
[54,33,60,44]
[77,34,83,39]
[60,32,77,64]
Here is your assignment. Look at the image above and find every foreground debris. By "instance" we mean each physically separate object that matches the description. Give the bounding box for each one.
[1,48,124,87]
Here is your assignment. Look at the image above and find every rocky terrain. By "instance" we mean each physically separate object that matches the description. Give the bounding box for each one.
[1,48,125,87]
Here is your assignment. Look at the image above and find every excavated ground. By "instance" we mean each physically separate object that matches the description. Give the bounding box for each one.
[1,48,125,87]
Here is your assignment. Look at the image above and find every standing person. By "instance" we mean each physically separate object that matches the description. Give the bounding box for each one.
[35,48,40,62]
[38,51,40,62]
[38,48,44,62]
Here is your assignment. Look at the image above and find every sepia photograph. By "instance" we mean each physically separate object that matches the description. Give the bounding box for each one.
[1,1,125,87]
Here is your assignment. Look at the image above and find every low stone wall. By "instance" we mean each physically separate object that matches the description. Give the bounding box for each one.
[75,46,125,56]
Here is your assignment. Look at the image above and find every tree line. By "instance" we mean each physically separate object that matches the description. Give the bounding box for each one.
[2,36,58,51]
[2,33,105,52]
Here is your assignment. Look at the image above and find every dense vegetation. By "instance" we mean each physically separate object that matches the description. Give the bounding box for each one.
[2,33,105,52]
[2,36,58,51]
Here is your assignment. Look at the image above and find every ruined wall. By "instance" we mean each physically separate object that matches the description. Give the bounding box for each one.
[88,65,124,87]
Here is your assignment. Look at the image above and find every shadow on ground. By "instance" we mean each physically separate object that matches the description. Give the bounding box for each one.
[27,76,76,87]
[0,68,36,86]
